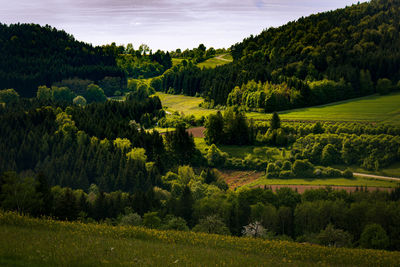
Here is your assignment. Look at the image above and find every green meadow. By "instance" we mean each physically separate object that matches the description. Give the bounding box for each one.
[157,92,400,124]
[197,54,233,69]
[247,176,400,189]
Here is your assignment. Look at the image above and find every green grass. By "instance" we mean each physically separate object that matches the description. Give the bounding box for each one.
[156,92,400,124]
[334,163,400,179]
[172,58,185,67]
[277,92,400,124]
[1,211,399,267]
[156,92,216,117]
[197,54,233,69]
[247,176,400,188]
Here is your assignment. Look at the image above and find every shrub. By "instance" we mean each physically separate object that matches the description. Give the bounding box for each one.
[73,95,87,106]
[282,161,292,171]
[193,215,230,235]
[279,170,293,178]
[360,224,389,250]
[266,163,277,173]
[207,144,228,167]
[119,213,142,226]
[161,216,189,231]
[321,144,339,165]
[317,224,353,248]
[322,167,342,178]
[143,212,161,229]
[292,159,314,177]
[376,78,393,95]
[342,169,353,178]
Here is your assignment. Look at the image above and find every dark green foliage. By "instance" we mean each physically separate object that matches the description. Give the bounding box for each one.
[0,23,125,97]
[295,133,400,169]
[161,1,400,110]
[204,108,253,146]
[0,89,19,105]
[270,112,281,130]
[84,84,106,103]
[0,99,165,193]
[376,78,393,95]
[165,123,196,165]
[117,49,171,79]
[360,223,390,249]
[204,111,224,145]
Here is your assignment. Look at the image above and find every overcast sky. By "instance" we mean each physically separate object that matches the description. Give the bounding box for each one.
[1,0,360,51]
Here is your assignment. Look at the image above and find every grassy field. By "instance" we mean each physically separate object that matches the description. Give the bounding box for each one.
[156,92,216,117]
[1,211,399,267]
[333,163,400,179]
[172,58,185,66]
[156,92,400,124]
[197,54,233,69]
[247,176,400,188]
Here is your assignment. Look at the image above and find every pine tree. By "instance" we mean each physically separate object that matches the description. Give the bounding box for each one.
[270,112,281,130]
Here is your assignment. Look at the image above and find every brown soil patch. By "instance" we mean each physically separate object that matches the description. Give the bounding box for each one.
[218,170,264,189]
[187,127,205,138]
[256,185,394,193]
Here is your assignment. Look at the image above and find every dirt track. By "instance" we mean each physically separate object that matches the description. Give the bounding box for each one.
[353,173,400,181]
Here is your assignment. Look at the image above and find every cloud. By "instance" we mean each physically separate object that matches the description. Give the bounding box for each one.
[0,0,360,50]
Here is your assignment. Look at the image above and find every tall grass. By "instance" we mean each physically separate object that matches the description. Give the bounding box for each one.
[0,211,399,266]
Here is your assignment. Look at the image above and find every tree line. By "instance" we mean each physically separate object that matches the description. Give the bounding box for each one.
[0,23,125,97]
[1,170,399,250]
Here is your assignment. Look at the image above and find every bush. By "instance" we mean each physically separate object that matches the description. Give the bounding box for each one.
[342,169,353,178]
[143,212,161,229]
[317,224,353,248]
[321,144,339,165]
[193,215,230,235]
[119,213,142,226]
[281,161,292,171]
[360,224,389,250]
[279,170,293,178]
[207,144,228,167]
[266,163,277,173]
[73,96,87,106]
[292,159,314,177]
[161,216,189,231]
[376,78,393,95]
[322,167,342,178]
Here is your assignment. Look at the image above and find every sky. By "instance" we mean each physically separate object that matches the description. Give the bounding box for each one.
[1,0,360,51]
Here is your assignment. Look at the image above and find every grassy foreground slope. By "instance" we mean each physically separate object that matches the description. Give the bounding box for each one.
[156,92,400,124]
[0,212,399,267]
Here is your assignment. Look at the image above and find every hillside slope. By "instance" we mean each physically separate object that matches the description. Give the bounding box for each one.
[0,23,125,97]
[160,0,400,109]
[1,212,399,266]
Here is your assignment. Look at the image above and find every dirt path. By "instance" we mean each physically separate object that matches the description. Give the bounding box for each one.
[353,173,400,181]
[215,54,232,62]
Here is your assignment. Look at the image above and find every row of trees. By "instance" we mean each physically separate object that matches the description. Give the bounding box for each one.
[117,49,172,79]
[1,170,399,250]
[294,133,400,170]
[169,44,218,63]
[204,109,254,145]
